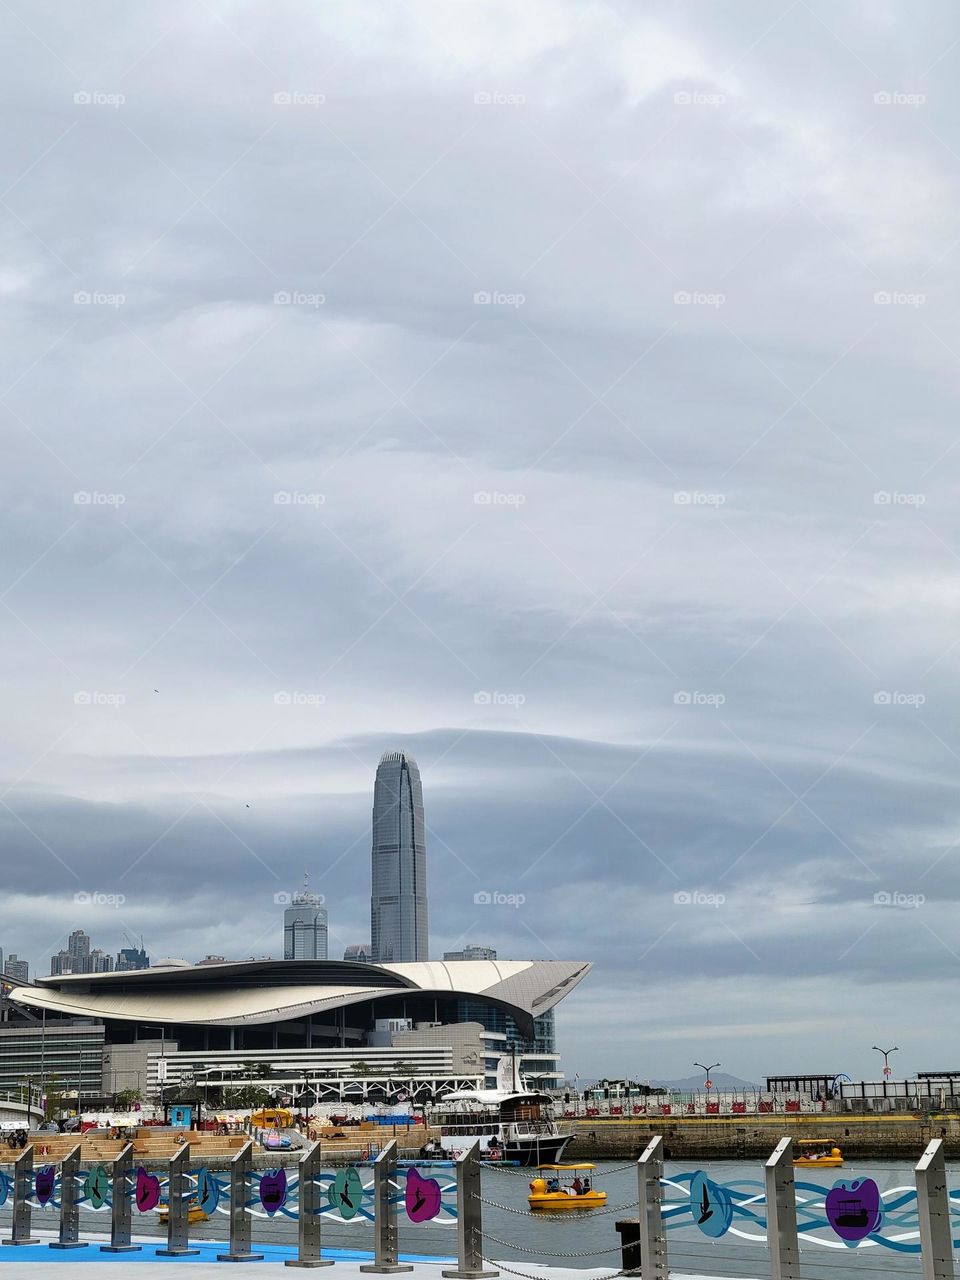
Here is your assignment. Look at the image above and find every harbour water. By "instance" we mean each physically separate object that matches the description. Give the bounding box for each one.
[0,1158,944,1276]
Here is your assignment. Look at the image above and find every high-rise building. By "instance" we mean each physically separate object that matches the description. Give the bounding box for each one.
[444,945,498,961]
[343,943,371,962]
[283,876,328,960]
[89,948,114,973]
[67,929,91,973]
[370,750,428,963]
[116,946,149,972]
[4,955,28,983]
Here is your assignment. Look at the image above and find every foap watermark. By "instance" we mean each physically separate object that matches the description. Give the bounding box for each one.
[474,690,526,707]
[674,90,726,108]
[674,490,725,506]
[74,90,125,108]
[874,890,925,909]
[274,890,326,906]
[474,490,525,507]
[74,290,125,308]
[273,90,326,107]
[473,90,525,107]
[274,690,325,708]
[74,890,126,908]
[873,690,925,707]
[474,890,526,908]
[674,690,726,707]
[873,91,925,108]
[674,890,726,907]
[274,490,325,507]
[474,290,525,308]
[873,290,925,308]
[674,290,725,308]
[74,691,125,707]
[74,491,126,506]
[274,290,326,308]
[874,490,925,506]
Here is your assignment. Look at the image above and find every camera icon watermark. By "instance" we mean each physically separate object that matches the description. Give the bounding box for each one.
[474,691,526,707]
[74,290,125,308]
[873,290,925,308]
[873,890,925,909]
[74,691,125,708]
[274,491,325,507]
[73,90,125,108]
[673,90,725,107]
[473,490,526,507]
[674,490,725,506]
[74,491,126,506]
[873,91,925,108]
[273,90,326,107]
[673,290,725,307]
[274,290,325,307]
[473,290,526,308]
[474,890,526,908]
[873,690,925,707]
[473,90,525,107]
[673,890,726,907]
[274,691,325,708]
[74,890,126,908]
[674,691,726,707]
[873,490,925,506]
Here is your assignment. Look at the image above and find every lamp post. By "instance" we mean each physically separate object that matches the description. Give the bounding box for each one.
[694,1061,721,1092]
[872,1045,899,1080]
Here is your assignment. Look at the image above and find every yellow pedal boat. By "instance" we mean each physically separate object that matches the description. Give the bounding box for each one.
[158,1199,208,1224]
[528,1163,607,1211]
[793,1144,843,1168]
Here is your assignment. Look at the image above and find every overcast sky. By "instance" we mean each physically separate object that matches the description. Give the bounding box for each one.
[2,0,960,1082]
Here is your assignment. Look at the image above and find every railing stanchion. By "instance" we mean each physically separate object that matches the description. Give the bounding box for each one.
[101,1142,140,1252]
[637,1135,668,1280]
[50,1144,87,1249]
[359,1139,413,1274]
[916,1138,955,1280]
[442,1139,498,1279]
[286,1139,333,1268]
[218,1139,264,1262]
[765,1137,801,1280]
[156,1144,199,1257]
[2,1145,38,1245]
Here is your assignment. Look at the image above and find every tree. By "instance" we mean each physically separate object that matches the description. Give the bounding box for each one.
[114,1087,142,1109]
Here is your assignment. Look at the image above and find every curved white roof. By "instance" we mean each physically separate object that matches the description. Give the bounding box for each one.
[6,958,591,1030]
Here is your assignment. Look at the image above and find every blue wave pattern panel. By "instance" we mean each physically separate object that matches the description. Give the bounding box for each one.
[661,1171,925,1254]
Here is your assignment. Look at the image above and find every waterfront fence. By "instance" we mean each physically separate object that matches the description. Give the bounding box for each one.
[3,1131,960,1276]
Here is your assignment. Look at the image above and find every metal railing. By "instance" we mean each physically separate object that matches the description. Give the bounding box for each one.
[0,1129,958,1276]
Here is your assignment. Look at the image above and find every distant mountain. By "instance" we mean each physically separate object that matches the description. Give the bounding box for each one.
[649,1072,760,1091]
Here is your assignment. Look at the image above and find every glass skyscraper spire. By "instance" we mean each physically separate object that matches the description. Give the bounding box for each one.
[370,750,428,962]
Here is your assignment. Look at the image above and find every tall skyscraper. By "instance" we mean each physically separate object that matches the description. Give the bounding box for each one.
[4,954,28,983]
[283,874,328,960]
[370,750,428,962]
[68,929,91,972]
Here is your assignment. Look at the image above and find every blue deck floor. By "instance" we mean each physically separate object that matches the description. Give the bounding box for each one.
[0,1240,452,1265]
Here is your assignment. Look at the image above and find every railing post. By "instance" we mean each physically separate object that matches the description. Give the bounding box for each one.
[2,1145,38,1245]
[441,1140,498,1279]
[286,1140,333,1269]
[101,1142,140,1252]
[156,1144,200,1257]
[765,1138,800,1280]
[638,1136,668,1280]
[217,1139,264,1263]
[50,1144,87,1249]
[358,1139,413,1274]
[916,1138,955,1280]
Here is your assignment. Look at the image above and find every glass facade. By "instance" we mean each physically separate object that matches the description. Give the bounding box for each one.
[370,751,428,962]
[284,897,329,959]
[0,1023,105,1098]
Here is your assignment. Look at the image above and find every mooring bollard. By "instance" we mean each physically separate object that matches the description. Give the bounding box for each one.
[764,1137,800,1280]
[217,1139,264,1263]
[49,1144,87,1249]
[636,1135,668,1280]
[358,1139,413,1274]
[441,1140,498,1280]
[2,1145,38,1246]
[101,1142,141,1253]
[156,1144,200,1257]
[285,1140,333,1269]
[916,1138,955,1280]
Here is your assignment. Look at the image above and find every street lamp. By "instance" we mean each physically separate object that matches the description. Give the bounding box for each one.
[694,1062,721,1091]
[872,1045,899,1079]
